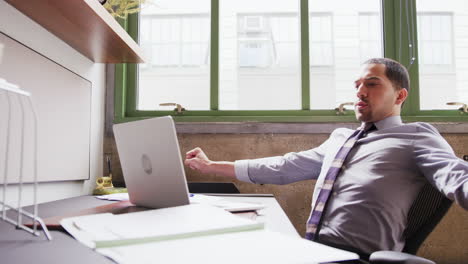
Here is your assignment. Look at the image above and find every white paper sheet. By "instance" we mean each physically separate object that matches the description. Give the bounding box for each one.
[95,193,130,201]
[97,230,359,264]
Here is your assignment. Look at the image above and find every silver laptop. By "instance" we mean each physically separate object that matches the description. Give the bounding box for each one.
[113,116,190,209]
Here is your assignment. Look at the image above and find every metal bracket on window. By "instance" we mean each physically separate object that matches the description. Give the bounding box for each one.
[335,102,354,115]
[159,103,186,114]
[446,102,467,114]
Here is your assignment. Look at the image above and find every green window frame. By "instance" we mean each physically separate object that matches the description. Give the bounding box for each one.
[114,0,468,123]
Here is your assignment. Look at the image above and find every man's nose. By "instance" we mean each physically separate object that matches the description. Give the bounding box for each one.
[356,84,366,98]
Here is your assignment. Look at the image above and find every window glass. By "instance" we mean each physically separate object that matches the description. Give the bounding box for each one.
[359,13,382,63]
[416,0,467,110]
[309,0,383,110]
[138,0,210,111]
[309,14,333,66]
[219,0,301,110]
[418,14,453,66]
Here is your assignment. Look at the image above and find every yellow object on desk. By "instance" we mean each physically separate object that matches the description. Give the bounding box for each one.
[92,175,127,195]
[93,154,127,195]
[96,176,113,188]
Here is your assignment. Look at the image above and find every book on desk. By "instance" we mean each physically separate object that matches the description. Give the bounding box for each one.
[60,203,359,264]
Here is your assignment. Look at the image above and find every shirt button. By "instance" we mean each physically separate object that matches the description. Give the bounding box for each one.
[332,191,338,196]
[323,221,329,226]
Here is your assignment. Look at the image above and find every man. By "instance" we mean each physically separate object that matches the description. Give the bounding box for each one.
[184,58,468,258]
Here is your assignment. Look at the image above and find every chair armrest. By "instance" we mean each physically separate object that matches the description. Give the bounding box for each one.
[369,250,435,264]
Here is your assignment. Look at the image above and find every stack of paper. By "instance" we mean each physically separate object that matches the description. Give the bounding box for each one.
[61,204,263,249]
[98,230,360,264]
[61,203,359,264]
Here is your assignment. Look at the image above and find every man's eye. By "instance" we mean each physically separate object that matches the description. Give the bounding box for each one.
[366,82,378,87]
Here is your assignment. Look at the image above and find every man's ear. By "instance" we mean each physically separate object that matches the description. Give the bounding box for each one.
[396,88,408,105]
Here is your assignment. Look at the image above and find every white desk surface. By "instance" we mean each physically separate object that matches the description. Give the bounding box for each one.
[0,195,358,264]
[217,194,300,238]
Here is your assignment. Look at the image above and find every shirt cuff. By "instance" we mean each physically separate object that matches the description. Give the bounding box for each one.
[234,160,254,183]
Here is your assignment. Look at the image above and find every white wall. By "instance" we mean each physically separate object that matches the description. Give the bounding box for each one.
[0,1,105,206]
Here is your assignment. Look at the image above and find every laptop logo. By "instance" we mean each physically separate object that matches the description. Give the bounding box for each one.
[141,154,153,175]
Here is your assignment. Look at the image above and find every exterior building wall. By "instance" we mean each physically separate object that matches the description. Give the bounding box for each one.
[139,0,468,111]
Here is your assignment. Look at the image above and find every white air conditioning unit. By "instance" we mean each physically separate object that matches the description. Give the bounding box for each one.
[244,16,264,32]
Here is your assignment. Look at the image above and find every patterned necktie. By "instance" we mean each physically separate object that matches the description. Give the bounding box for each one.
[305,123,375,241]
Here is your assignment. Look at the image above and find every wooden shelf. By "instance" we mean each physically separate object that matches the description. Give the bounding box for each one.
[5,0,145,63]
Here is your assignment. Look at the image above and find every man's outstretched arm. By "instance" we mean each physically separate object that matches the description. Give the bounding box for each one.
[184,147,236,179]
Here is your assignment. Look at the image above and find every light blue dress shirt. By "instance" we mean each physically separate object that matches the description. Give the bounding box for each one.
[235,116,468,254]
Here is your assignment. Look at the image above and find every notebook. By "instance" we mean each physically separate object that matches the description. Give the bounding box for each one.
[60,204,264,249]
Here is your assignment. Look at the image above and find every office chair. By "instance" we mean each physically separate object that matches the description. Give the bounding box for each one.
[187,182,240,194]
[369,182,453,264]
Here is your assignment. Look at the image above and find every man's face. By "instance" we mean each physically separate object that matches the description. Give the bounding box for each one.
[354,63,405,123]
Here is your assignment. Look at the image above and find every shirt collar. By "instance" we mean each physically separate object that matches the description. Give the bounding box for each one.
[373,116,403,130]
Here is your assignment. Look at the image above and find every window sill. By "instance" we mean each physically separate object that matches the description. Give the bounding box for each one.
[175,122,468,134]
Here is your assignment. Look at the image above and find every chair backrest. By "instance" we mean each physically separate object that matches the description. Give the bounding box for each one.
[402,183,453,254]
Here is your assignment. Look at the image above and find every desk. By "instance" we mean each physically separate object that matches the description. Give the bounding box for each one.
[213,194,299,238]
[0,195,298,264]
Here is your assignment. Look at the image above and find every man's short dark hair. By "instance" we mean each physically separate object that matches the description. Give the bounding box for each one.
[363,58,410,91]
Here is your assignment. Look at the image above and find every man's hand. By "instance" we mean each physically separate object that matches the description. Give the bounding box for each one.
[184,147,236,178]
[184,147,212,174]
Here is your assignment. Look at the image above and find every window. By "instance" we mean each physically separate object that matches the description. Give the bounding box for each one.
[219,0,301,111]
[416,12,457,110]
[226,12,300,110]
[237,14,300,69]
[238,15,273,68]
[309,13,333,67]
[138,0,211,111]
[308,0,383,110]
[417,13,453,68]
[140,15,209,68]
[416,0,468,111]
[308,12,334,110]
[359,13,383,63]
[115,0,468,123]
